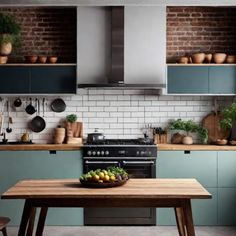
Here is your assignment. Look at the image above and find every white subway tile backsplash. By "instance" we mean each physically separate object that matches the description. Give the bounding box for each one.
[3,90,233,143]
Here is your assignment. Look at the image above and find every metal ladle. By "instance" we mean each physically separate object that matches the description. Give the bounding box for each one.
[6,100,12,133]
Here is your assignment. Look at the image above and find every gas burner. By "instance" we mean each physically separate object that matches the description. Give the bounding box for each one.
[85,138,154,146]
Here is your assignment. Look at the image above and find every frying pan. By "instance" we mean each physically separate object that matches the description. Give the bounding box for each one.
[30,99,46,133]
[51,98,66,113]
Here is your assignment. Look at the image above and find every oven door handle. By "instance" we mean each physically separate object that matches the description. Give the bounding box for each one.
[85,160,119,164]
[122,160,155,165]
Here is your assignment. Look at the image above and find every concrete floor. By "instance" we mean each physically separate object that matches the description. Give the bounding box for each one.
[6,226,236,236]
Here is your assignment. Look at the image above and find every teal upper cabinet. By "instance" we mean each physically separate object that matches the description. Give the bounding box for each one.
[0,65,76,94]
[167,66,209,94]
[209,66,236,94]
[167,65,236,95]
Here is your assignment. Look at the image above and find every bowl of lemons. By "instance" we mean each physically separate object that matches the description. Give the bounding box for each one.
[79,166,129,188]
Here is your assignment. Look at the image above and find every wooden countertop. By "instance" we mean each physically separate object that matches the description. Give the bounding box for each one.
[1,178,211,200]
[158,143,236,151]
[0,144,82,151]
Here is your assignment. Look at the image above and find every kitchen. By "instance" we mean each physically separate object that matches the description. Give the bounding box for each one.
[0,0,236,236]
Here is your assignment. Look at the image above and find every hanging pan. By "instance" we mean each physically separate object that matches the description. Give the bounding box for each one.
[30,99,46,133]
[51,98,66,113]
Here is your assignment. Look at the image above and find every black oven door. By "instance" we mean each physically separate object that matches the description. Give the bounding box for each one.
[83,159,156,226]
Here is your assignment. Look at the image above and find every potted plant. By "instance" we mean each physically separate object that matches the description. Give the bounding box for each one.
[220,102,236,131]
[169,119,208,144]
[0,12,21,56]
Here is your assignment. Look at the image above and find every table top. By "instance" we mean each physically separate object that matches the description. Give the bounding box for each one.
[1,178,211,200]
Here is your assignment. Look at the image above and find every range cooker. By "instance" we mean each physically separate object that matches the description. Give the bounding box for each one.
[83,138,157,225]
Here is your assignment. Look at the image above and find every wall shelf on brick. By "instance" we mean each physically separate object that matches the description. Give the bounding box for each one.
[167,64,236,67]
[0,63,77,67]
[167,65,236,95]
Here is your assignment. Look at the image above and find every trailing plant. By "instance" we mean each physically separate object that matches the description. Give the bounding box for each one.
[66,114,77,123]
[220,102,236,130]
[0,12,21,46]
[169,119,208,143]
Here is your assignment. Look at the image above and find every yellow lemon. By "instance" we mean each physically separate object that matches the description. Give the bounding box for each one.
[104,175,110,181]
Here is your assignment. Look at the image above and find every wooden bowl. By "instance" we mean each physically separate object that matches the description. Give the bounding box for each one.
[178,57,189,64]
[48,56,58,64]
[0,56,8,64]
[25,55,38,63]
[38,56,47,63]
[191,53,205,64]
[205,53,212,63]
[215,139,228,145]
[213,53,227,64]
[226,55,236,64]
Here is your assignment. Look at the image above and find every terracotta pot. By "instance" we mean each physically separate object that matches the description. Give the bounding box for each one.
[182,136,193,145]
[0,42,12,55]
[0,56,8,64]
[178,57,189,64]
[205,53,212,63]
[38,56,47,63]
[226,55,236,64]
[191,53,205,64]
[213,53,227,64]
[48,56,58,64]
[25,55,38,63]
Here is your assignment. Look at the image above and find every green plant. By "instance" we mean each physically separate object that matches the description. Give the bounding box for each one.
[0,13,21,46]
[220,102,236,130]
[66,114,77,123]
[169,119,208,143]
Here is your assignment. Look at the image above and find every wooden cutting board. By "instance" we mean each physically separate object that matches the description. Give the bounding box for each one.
[202,111,230,144]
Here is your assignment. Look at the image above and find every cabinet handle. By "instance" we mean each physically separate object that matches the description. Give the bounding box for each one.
[184,150,191,154]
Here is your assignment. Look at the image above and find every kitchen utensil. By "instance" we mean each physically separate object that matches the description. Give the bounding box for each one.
[87,129,105,143]
[0,99,4,135]
[14,98,22,107]
[213,53,227,64]
[54,127,66,144]
[6,101,12,133]
[191,53,205,64]
[51,98,66,113]
[202,99,230,143]
[30,99,46,133]
[25,98,36,115]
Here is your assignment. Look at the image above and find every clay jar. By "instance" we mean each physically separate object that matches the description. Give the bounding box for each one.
[191,53,205,64]
[182,136,193,145]
[178,57,189,64]
[54,127,66,144]
[205,53,212,63]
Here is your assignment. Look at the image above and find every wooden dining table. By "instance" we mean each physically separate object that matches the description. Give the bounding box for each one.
[1,178,211,236]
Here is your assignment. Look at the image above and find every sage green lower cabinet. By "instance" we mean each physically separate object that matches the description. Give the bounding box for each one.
[156,151,217,226]
[0,151,83,226]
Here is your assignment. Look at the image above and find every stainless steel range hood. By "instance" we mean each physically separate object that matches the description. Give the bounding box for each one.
[78,6,166,90]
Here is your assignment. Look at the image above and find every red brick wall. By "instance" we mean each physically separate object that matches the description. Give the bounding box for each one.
[0,7,76,63]
[167,7,236,63]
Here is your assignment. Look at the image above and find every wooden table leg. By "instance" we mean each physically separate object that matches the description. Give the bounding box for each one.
[182,200,195,236]
[35,207,48,236]
[175,207,186,236]
[18,200,33,236]
[2,227,7,236]
[26,207,36,236]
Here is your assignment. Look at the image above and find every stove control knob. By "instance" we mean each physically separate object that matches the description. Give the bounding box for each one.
[136,151,140,156]
[101,151,105,156]
[87,151,92,156]
[92,151,96,156]
[105,150,109,156]
[148,151,152,156]
[97,151,100,156]
[141,151,145,156]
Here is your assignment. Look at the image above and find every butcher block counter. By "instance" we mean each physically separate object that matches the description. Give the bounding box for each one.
[0,144,82,151]
[158,144,236,151]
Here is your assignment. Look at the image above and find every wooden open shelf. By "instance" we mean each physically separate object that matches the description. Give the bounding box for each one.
[167,63,236,66]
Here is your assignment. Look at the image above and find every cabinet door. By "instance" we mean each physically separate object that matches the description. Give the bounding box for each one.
[157,151,217,187]
[209,66,236,94]
[156,151,217,226]
[218,151,236,187]
[31,66,76,94]
[124,6,166,85]
[0,66,30,93]
[0,151,83,226]
[218,188,236,225]
[156,188,217,226]
[167,66,208,94]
